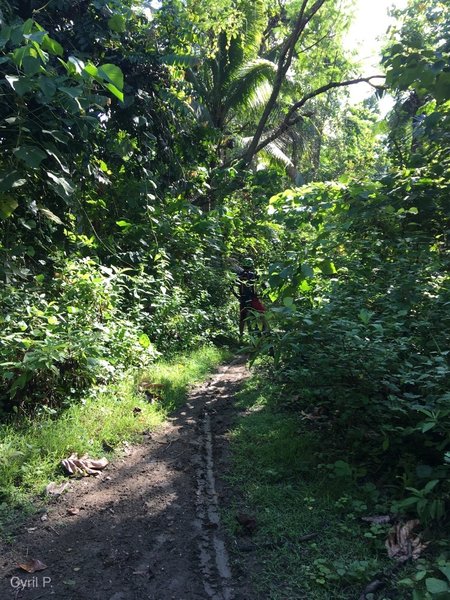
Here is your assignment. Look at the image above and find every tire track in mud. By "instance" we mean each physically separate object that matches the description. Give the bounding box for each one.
[195,405,233,599]
[189,357,250,600]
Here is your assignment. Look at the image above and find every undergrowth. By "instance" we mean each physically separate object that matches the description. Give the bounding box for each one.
[0,345,226,533]
[224,371,449,600]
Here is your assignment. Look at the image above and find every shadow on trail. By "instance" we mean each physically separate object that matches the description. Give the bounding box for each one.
[0,359,250,600]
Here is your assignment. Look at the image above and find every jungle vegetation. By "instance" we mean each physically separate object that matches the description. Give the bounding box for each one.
[0,0,449,597]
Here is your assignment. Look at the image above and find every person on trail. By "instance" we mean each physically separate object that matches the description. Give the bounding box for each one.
[232,257,266,337]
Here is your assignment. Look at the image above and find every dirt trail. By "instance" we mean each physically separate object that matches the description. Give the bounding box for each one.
[0,358,250,600]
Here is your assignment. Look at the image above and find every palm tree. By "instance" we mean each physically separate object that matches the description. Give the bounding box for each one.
[162,0,308,181]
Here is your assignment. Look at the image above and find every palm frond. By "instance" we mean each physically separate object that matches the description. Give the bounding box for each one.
[161,53,201,68]
[185,68,209,102]
[224,58,277,114]
[159,89,195,119]
[262,140,294,168]
[236,134,303,184]
[190,99,214,126]
[246,79,273,111]
[262,142,304,184]
[241,0,267,59]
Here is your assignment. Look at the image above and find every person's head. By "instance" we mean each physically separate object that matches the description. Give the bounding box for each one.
[242,257,254,271]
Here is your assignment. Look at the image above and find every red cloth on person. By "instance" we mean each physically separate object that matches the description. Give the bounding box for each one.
[251,297,266,312]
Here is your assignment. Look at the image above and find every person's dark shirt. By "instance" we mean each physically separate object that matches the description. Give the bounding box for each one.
[238,269,257,304]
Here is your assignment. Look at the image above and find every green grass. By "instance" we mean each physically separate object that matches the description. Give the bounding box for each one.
[0,345,227,532]
[142,345,230,410]
[224,374,406,600]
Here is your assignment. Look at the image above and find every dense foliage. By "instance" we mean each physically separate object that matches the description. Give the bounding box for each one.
[0,0,449,594]
[247,1,450,595]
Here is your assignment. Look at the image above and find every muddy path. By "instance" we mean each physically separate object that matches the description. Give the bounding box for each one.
[0,358,251,600]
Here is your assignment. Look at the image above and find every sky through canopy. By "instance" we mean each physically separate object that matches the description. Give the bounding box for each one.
[345,0,408,109]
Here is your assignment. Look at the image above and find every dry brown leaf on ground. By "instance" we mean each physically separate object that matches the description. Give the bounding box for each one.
[361,515,392,525]
[66,507,80,516]
[299,406,327,421]
[46,481,69,496]
[236,513,258,534]
[18,559,47,573]
[138,381,164,391]
[385,519,429,562]
[61,453,109,477]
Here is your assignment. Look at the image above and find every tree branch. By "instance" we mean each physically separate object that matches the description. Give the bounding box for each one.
[243,0,328,165]
[252,75,386,156]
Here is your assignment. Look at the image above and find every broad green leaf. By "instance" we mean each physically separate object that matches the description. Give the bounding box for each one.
[39,76,57,98]
[23,30,46,44]
[399,496,419,507]
[358,308,374,325]
[12,46,28,67]
[22,19,34,35]
[423,479,439,494]
[299,280,311,292]
[5,75,32,96]
[0,171,27,191]
[319,259,337,275]
[116,220,132,228]
[10,24,24,45]
[425,578,449,594]
[59,86,83,99]
[283,296,295,308]
[435,72,450,103]
[138,333,151,348]
[105,82,124,102]
[108,15,126,33]
[421,421,435,433]
[68,55,85,74]
[0,196,19,219]
[37,206,64,225]
[98,63,124,90]
[23,55,41,75]
[13,145,47,168]
[83,63,98,78]
[0,25,12,48]
[42,34,64,56]
[301,263,314,279]
[42,130,69,144]
[47,172,75,198]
